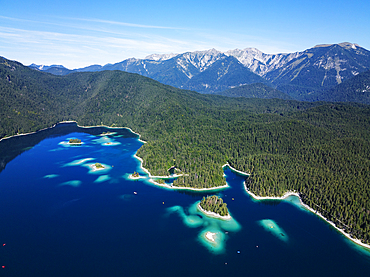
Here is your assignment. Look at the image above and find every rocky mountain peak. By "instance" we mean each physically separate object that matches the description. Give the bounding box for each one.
[177,48,224,72]
[313,42,360,50]
[144,53,178,61]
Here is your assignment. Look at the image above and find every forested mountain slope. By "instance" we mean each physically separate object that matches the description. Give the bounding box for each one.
[213,83,292,99]
[307,70,370,104]
[2,56,370,245]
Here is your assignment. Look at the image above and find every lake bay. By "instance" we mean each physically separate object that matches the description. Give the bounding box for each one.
[0,122,369,277]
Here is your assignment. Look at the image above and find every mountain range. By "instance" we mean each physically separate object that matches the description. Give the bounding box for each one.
[29,42,370,103]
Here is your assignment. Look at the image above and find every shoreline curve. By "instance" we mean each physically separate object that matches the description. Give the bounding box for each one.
[0,121,146,143]
[197,202,231,220]
[225,164,370,250]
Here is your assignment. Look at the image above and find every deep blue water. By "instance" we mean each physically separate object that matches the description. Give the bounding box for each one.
[0,123,369,277]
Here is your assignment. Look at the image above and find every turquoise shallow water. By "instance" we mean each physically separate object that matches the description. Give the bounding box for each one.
[0,122,369,277]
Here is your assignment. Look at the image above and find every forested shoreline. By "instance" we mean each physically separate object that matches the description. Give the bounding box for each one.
[1,56,369,245]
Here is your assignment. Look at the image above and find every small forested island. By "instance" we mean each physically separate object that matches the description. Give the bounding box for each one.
[94,163,104,169]
[68,138,81,144]
[129,171,147,179]
[200,195,229,217]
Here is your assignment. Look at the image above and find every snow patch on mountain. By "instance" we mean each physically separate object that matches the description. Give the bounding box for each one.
[216,62,231,80]
[177,59,194,79]
[29,63,68,71]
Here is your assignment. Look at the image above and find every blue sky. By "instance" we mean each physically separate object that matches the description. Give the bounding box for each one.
[1,0,369,69]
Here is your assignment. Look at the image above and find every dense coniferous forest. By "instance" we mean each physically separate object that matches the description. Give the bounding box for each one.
[1,56,370,245]
[213,83,292,100]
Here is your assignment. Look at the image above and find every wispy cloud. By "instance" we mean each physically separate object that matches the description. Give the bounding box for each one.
[0,25,198,68]
[65,17,185,30]
[0,26,192,50]
[0,15,183,31]
[0,14,300,68]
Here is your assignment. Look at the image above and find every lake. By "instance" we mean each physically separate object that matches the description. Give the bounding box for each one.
[0,122,369,277]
